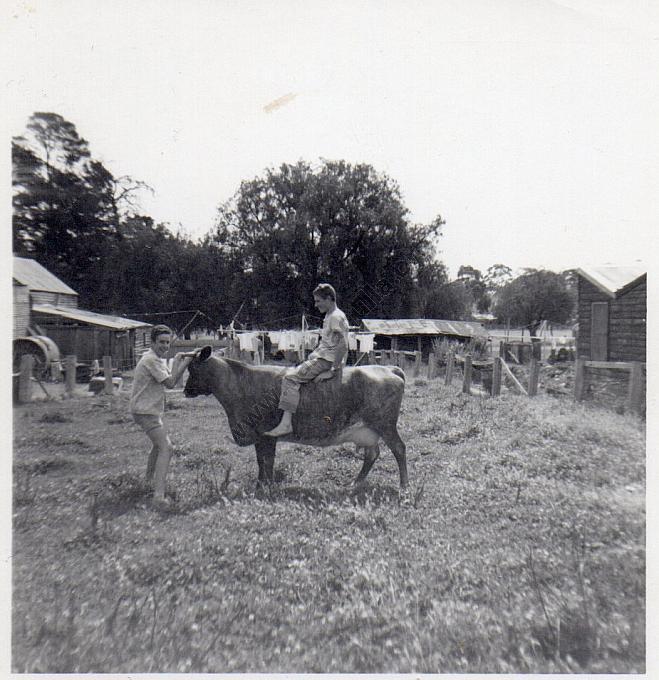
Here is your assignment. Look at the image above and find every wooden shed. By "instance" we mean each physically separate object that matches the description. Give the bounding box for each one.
[575,265,646,362]
[13,256,79,308]
[31,304,152,370]
[13,281,30,338]
[361,318,488,358]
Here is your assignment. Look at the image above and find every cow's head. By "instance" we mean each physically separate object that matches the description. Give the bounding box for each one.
[183,345,214,397]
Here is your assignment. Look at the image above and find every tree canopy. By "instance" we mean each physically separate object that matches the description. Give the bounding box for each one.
[494,269,575,336]
[208,160,444,325]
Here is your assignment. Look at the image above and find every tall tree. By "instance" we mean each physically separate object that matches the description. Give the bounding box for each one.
[484,263,513,291]
[209,160,443,324]
[457,265,489,312]
[494,269,575,336]
[424,279,474,320]
[483,263,513,310]
[12,112,153,309]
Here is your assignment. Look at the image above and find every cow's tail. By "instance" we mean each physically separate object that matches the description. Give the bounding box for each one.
[391,366,406,383]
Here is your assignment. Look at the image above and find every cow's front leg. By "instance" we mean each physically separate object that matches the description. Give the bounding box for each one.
[254,435,277,488]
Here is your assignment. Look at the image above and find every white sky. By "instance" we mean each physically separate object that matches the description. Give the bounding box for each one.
[2,0,659,277]
[2,3,659,670]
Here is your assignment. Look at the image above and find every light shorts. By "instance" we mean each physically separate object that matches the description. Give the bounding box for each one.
[132,413,164,434]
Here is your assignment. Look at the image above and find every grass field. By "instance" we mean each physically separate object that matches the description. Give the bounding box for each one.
[12,374,645,673]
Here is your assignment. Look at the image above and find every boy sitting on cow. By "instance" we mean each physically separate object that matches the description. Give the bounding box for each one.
[265,283,349,437]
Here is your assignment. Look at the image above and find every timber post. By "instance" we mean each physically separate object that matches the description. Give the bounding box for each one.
[427,352,436,380]
[491,356,502,396]
[627,361,643,415]
[413,351,421,377]
[445,351,455,386]
[528,357,540,397]
[574,357,586,402]
[65,355,77,396]
[103,356,114,395]
[462,354,473,394]
[18,354,34,403]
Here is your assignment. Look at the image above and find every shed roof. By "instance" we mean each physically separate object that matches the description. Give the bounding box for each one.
[32,304,151,330]
[13,257,78,296]
[361,318,487,338]
[576,265,646,298]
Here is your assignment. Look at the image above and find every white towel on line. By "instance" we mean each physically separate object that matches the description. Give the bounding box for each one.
[238,332,257,351]
[357,334,375,352]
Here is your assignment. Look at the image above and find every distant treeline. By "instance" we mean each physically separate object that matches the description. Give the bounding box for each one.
[13,112,574,333]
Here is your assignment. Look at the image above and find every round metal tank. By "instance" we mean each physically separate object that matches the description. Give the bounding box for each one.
[13,336,61,379]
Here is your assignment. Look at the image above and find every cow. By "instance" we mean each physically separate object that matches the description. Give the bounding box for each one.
[183,346,408,492]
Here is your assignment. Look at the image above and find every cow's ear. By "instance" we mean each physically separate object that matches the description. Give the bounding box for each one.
[197,346,212,362]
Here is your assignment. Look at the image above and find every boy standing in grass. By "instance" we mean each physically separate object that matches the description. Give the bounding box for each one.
[130,325,192,509]
[265,283,349,437]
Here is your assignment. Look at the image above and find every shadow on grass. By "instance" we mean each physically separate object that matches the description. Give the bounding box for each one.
[93,473,153,519]
[15,458,74,477]
[258,481,401,509]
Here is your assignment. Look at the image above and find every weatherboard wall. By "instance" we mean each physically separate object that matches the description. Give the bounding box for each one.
[577,275,646,363]
[31,316,151,370]
[29,291,78,308]
[13,282,30,338]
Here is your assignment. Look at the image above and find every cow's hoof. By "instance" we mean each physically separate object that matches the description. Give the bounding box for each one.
[150,497,175,513]
[398,488,413,508]
[255,483,274,498]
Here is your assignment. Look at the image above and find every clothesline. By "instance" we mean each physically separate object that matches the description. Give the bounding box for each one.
[221,328,376,354]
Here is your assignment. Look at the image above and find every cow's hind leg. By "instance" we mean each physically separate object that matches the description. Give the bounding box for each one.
[353,444,380,487]
[254,435,277,488]
[382,428,408,490]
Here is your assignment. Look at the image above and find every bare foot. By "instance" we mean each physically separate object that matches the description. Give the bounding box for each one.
[264,423,293,437]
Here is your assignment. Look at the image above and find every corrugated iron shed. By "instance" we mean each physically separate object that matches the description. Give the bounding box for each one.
[575,265,646,298]
[361,318,487,337]
[13,257,78,296]
[32,304,151,330]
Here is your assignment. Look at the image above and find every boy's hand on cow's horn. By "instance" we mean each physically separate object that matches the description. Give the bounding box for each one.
[174,351,196,366]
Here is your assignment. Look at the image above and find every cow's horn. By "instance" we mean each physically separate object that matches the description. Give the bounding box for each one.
[197,346,212,362]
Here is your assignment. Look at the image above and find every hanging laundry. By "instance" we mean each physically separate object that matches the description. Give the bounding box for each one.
[269,331,281,347]
[358,334,375,352]
[305,331,320,349]
[348,332,358,350]
[238,332,258,351]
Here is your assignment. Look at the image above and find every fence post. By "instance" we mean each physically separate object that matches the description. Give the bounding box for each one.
[627,362,644,415]
[445,351,455,386]
[574,358,586,402]
[103,356,114,395]
[492,356,502,396]
[462,354,473,394]
[413,351,421,377]
[65,355,77,396]
[427,352,436,380]
[528,357,540,397]
[50,360,62,382]
[18,354,35,403]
